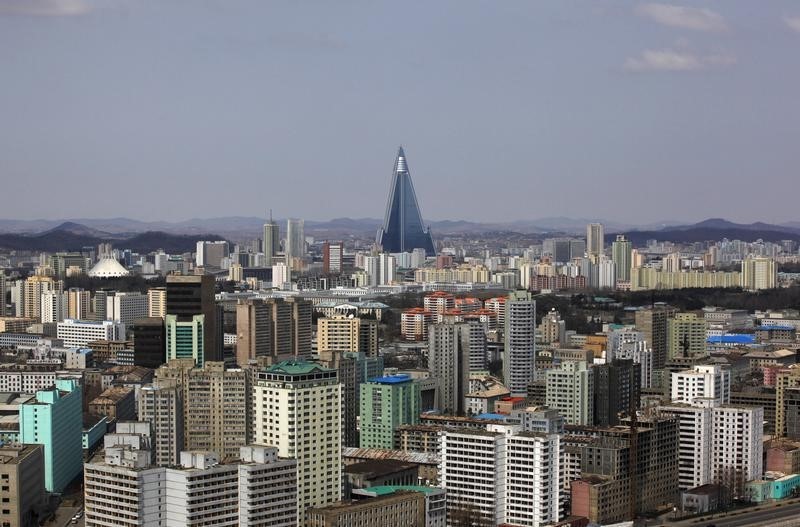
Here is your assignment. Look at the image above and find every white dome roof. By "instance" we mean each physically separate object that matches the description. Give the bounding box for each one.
[88,257,130,278]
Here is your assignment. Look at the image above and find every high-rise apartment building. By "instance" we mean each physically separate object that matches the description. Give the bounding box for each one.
[156,360,249,459]
[57,319,125,348]
[359,374,420,449]
[22,275,62,320]
[235,297,313,365]
[546,360,595,426]
[611,235,632,283]
[147,286,167,318]
[635,306,676,371]
[671,365,730,406]
[323,241,344,274]
[428,322,472,414]
[741,256,777,290]
[106,291,148,325]
[594,359,640,427]
[0,444,46,527]
[40,291,67,323]
[195,240,230,269]
[66,287,91,320]
[318,350,383,448]
[253,361,342,522]
[0,273,6,317]
[166,274,221,363]
[376,147,436,255]
[138,381,184,467]
[317,315,379,357]
[84,444,297,527]
[667,312,707,359]
[440,424,562,527]
[587,223,604,258]
[504,291,536,397]
[19,379,83,493]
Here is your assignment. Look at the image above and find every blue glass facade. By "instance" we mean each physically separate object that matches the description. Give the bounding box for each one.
[376,147,436,255]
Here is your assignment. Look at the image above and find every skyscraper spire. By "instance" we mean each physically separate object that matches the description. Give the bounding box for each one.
[376,146,436,255]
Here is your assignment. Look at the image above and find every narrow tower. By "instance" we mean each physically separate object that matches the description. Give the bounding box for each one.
[376,146,436,255]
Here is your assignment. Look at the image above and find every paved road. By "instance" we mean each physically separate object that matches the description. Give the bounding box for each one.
[673,501,800,527]
[45,505,83,527]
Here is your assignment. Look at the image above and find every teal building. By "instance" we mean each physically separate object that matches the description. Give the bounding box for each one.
[19,379,83,493]
[165,314,205,366]
[359,374,421,449]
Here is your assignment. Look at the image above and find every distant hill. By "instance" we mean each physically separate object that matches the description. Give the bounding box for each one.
[0,223,226,253]
[611,218,800,245]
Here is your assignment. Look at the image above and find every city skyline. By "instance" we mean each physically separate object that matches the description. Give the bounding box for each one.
[3,1,800,223]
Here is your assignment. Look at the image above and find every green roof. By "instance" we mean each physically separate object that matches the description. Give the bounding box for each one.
[265,360,331,375]
[364,485,442,496]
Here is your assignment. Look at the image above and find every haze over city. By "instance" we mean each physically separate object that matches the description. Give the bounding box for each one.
[2,0,800,224]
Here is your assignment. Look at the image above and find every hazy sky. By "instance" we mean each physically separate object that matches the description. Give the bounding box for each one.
[2,1,799,224]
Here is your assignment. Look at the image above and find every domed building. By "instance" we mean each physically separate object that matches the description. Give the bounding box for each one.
[87,257,130,278]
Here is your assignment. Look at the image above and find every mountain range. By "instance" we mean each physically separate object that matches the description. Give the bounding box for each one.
[0,217,798,252]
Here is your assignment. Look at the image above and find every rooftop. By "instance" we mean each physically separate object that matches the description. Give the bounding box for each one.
[368,374,412,385]
[265,360,332,375]
[344,459,417,478]
[357,485,442,497]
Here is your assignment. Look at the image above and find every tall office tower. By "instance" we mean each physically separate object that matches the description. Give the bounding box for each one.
[166,274,221,363]
[236,298,272,366]
[147,286,167,317]
[504,291,536,397]
[741,256,778,290]
[587,222,604,258]
[440,425,562,527]
[22,275,62,320]
[376,147,436,255]
[106,291,148,325]
[66,287,91,319]
[92,289,111,320]
[545,360,595,426]
[611,234,632,282]
[671,364,731,406]
[156,361,249,459]
[0,444,46,527]
[593,359,640,427]
[165,314,205,366]
[40,291,67,323]
[0,273,6,316]
[359,374,421,449]
[253,361,342,523]
[667,312,707,360]
[635,306,676,371]
[428,322,472,414]
[139,381,184,467]
[323,241,344,274]
[195,240,230,269]
[263,213,281,266]
[132,317,166,368]
[317,315,379,357]
[19,379,82,493]
[285,218,305,268]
